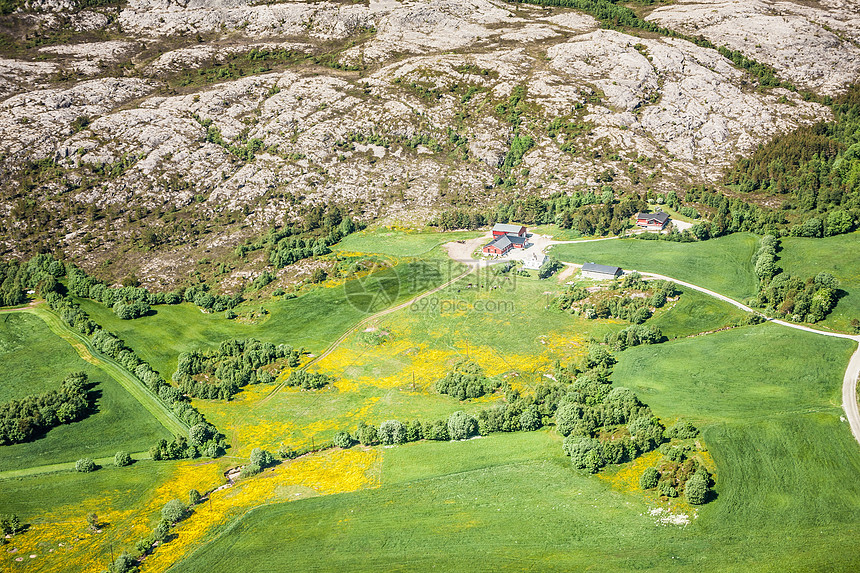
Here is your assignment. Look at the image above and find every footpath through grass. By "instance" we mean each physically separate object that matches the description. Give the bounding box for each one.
[0,310,171,472]
[551,233,760,302]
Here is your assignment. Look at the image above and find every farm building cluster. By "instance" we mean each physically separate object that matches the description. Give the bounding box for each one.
[482,224,528,256]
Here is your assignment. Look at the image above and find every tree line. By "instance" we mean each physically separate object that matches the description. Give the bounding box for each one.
[44,291,227,458]
[431,192,648,237]
[752,235,840,323]
[723,84,860,236]
[173,338,301,400]
[0,253,64,307]
[0,372,91,445]
[234,203,360,270]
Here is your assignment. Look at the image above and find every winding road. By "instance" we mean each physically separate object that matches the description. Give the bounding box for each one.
[560,261,860,445]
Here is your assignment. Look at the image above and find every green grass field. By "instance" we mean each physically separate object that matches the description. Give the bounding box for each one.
[76,259,462,378]
[778,232,860,332]
[172,323,860,572]
[0,312,171,472]
[649,287,749,339]
[334,228,482,257]
[551,233,761,302]
[0,312,86,402]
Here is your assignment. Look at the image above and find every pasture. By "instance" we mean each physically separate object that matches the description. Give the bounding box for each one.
[0,312,170,472]
[75,259,462,378]
[171,324,860,572]
[551,233,761,302]
[334,228,482,257]
[779,232,860,332]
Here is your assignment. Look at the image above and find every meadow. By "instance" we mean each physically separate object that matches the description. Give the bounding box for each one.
[778,232,860,332]
[333,228,482,257]
[648,287,749,339]
[171,324,860,572]
[0,312,170,472]
[76,258,462,378]
[551,233,761,302]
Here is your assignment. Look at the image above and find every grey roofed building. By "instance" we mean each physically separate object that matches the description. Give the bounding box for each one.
[492,223,526,236]
[490,235,513,249]
[580,262,623,280]
[507,235,526,247]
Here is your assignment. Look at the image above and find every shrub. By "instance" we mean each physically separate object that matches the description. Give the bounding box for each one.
[435,360,499,400]
[639,467,660,489]
[114,451,132,467]
[161,499,187,523]
[658,482,678,498]
[332,431,353,448]
[447,411,478,440]
[425,419,449,441]
[685,471,710,505]
[240,463,262,478]
[518,405,542,431]
[112,552,136,573]
[563,436,605,473]
[75,458,96,473]
[378,420,407,445]
[249,447,275,469]
[189,489,201,505]
[665,420,699,439]
[357,422,378,446]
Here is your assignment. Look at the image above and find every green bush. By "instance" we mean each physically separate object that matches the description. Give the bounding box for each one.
[658,482,678,498]
[665,420,699,439]
[161,499,187,523]
[75,458,96,473]
[250,447,275,468]
[447,411,478,440]
[189,489,202,505]
[378,420,407,445]
[685,471,710,505]
[332,431,353,448]
[114,451,132,467]
[639,467,660,489]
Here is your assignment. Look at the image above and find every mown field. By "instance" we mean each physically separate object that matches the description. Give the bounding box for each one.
[0,312,170,472]
[648,286,749,340]
[334,228,482,257]
[171,324,860,572]
[76,258,462,378]
[778,232,860,332]
[551,233,761,302]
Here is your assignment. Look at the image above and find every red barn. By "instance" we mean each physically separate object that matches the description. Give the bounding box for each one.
[482,234,514,255]
[492,223,526,238]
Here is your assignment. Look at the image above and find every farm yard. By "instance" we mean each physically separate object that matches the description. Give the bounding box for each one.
[2,227,860,572]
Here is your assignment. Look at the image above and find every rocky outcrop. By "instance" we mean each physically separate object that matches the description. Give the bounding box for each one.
[646,0,860,95]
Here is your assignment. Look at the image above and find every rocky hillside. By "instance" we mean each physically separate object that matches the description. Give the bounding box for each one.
[0,0,858,288]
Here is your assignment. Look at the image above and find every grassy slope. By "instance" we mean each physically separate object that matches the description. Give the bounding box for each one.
[649,286,749,339]
[551,233,760,302]
[0,312,170,472]
[778,232,860,332]
[0,312,82,401]
[172,324,860,572]
[334,228,482,257]
[76,259,462,378]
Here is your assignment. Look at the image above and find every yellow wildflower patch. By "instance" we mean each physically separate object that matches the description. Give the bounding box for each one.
[599,450,663,493]
[141,449,380,573]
